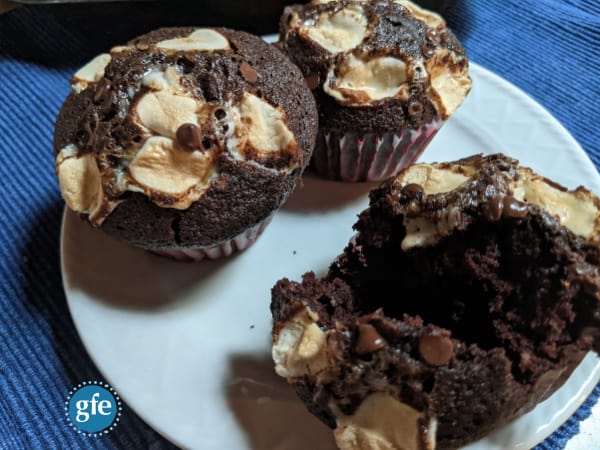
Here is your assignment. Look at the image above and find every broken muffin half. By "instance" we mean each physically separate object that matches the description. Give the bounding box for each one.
[271,153,600,450]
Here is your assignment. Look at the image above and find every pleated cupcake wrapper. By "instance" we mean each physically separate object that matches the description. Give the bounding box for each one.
[312,118,444,182]
[150,214,274,262]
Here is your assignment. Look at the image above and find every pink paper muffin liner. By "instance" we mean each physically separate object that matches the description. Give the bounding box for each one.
[312,118,443,182]
[150,214,274,262]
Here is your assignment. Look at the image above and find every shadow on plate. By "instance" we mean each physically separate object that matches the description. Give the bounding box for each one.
[225,353,337,450]
[18,199,179,448]
[62,209,230,310]
[284,172,378,213]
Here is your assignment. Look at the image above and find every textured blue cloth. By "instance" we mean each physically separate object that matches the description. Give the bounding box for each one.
[0,1,599,449]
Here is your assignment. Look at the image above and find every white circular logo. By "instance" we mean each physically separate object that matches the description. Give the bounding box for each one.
[65,381,122,437]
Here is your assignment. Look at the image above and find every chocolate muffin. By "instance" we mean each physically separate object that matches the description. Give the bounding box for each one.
[278,0,471,181]
[54,27,317,261]
[271,154,600,449]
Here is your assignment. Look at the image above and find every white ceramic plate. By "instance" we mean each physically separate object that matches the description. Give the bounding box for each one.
[62,61,600,450]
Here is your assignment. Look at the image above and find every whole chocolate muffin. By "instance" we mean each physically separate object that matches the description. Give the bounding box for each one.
[271,154,600,449]
[278,0,471,181]
[54,27,317,261]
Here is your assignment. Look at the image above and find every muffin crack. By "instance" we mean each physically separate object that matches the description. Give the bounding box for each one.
[171,215,182,246]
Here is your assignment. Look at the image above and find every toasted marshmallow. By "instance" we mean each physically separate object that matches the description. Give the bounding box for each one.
[325,54,409,105]
[71,53,111,93]
[273,307,333,382]
[334,393,436,450]
[127,136,215,209]
[155,29,230,52]
[302,4,368,54]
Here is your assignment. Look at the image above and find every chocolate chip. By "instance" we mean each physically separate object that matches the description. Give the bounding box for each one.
[239,61,258,83]
[135,40,149,51]
[420,44,435,59]
[370,317,403,344]
[401,183,425,199]
[502,196,528,218]
[176,123,203,151]
[408,101,423,116]
[483,196,504,221]
[483,196,528,221]
[305,72,320,90]
[93,78,111,104]
[355,323,387,355]
[418,334,454,366]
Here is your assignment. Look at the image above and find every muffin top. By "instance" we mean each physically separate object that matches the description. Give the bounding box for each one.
[278,0,471,132]
[390,154,600,251]
[54,27,317,241]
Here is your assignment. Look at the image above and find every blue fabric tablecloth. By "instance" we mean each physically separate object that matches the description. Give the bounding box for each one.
[0,1,599,448]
